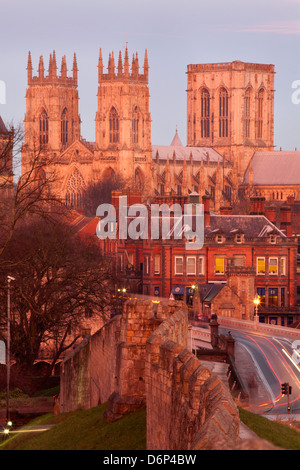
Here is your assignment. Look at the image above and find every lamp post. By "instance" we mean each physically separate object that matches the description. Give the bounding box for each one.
[253,294,260,326]
[6,275,15,427]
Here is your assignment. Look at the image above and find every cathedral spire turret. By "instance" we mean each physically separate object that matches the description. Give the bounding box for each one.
[144,49,149,81]
[124,46,129,78]
[117,50,123,77]
[38,55,44,80]
[27,51,33,84]
[52,50,57,79]
[60,55,67,79]
[72,52,78,86]
[98,48,103,83]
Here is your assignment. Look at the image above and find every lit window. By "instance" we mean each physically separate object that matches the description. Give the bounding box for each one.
[257,257,265,275]
[269,258,278,275]
[215,257,225,274]
[186,257,196,275]
[175,256,183,275]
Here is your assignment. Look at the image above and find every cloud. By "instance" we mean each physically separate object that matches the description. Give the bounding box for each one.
[238,20,300,35]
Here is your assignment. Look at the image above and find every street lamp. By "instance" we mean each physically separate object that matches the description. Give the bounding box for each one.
[253,294,260,320]
[6,275,15,426]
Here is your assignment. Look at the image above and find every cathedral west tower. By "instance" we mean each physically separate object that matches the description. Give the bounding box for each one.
[95,47,153,194]
[186,60,275,179]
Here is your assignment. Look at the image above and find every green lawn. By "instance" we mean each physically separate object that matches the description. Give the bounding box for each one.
[0,403,146,450]
[239,407,300,450]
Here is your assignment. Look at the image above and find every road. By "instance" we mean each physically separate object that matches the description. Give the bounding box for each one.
[220,326,300,416]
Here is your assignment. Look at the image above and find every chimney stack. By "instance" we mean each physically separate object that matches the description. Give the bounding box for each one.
[280,206,292,237]
[250,196,265,215]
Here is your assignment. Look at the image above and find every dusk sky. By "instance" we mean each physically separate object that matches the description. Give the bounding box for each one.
[0,0,300,150]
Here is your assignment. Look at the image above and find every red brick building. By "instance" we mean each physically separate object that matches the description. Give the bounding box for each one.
[98,192,300,326]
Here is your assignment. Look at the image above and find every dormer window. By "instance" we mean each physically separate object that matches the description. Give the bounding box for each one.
[269,234,277,244]
[235,233,244,244]
[216,234,223,244]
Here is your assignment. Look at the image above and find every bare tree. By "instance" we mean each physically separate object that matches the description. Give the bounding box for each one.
[0,214,116,375]
[82,173,126,216]
[0,121,62,264]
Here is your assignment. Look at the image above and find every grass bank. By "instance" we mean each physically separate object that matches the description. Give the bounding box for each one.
[239,407,300,450]
[0,403,146,450]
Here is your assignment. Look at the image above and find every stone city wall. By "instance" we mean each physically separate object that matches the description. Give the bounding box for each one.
[59,298,241,449]
[145,309,240,450]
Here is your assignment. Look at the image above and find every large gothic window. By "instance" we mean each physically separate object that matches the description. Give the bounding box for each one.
[257,88,264,139]
[135,168,143,190]
[244,88,251,139]
[132,106,139,144]
[200,88,210,138]
[65,168,85,208]
[219,87,228,138]
[61,108,68,145]
[109,107,119,144]
[39,109,49,145]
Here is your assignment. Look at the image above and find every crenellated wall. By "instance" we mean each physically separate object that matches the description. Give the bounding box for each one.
[59,297,241,449]
[145,308,239,450]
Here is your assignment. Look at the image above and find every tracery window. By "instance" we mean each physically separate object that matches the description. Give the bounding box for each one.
[109,107,119,144]
[219,87,228,138]
[257,88,264,139]
[61,108,68,145]
[200,88,210,138]
[135,168,143,190]
[132,107,139,144]
[65,168,85,208]
[39,109,49,145]
[244,88,251,138]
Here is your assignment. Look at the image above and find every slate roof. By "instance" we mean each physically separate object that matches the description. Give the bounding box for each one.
[243,151,300,185]
[198,284,224,302]
[152,130,224,163]
[206,214,286,238]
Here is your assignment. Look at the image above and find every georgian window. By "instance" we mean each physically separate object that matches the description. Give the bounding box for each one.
[61,108,68,145]
[200,88,210,138]
[109,107,119,143]
[175,256,183,275]
[39,109,49,145]
[65,168,85,208]
[186,257,196,275]
[219,87,228,138]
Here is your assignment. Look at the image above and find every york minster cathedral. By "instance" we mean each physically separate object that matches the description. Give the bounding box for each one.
[21,47,296,213]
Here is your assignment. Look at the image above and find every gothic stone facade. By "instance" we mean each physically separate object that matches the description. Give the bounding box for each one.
[21,51,276,211]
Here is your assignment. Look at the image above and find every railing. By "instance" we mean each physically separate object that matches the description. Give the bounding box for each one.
[217,316,300,339]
